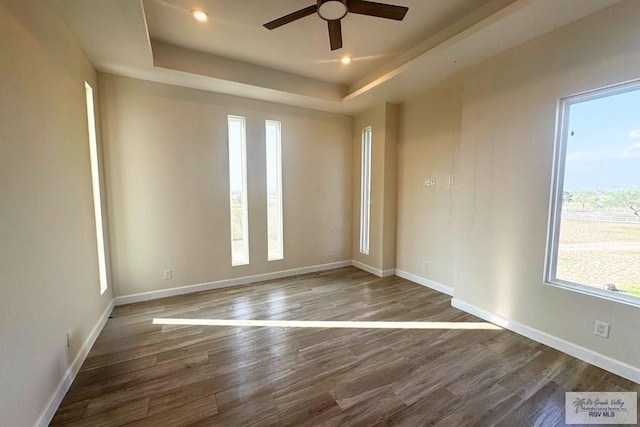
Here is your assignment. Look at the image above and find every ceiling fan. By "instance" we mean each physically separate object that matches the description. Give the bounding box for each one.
[264,0,409,51]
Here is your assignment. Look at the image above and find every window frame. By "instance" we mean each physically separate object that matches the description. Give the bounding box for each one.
[360,126,372,255]
[265,120,284,261]
[228,115,250,266]
[545,79,640,307]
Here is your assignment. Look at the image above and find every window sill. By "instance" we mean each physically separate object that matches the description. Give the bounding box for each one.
[546,279,640,308]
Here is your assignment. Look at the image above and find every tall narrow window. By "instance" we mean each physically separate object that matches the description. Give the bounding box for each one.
[266,120,283,261]
[228,115,249,266]
[360,127,372,254]
[85,82,108,295]
[546,80,640,305]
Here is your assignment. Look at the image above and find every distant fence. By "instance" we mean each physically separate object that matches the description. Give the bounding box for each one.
[562,211,640,224]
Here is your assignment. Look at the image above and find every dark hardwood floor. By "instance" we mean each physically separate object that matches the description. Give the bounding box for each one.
[51,267,639,426]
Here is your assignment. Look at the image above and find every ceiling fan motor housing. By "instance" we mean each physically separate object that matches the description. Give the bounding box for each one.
[317,0,348,21]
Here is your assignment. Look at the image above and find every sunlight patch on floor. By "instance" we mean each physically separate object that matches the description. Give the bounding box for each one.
[152,318,502,330]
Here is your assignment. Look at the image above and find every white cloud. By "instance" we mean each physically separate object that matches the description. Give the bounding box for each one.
[620,143,640,159]
[628,129,640,139]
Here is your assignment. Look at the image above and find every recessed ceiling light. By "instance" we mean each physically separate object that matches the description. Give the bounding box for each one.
[190,9,210,23]
[341,56,352,65]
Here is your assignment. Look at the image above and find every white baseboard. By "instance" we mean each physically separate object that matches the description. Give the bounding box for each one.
[382,269,395,277]
[351,260,395,278]
[35,299,114,427]
[451,298,640,384]
[114,261,353,306]
[394,269,454,296]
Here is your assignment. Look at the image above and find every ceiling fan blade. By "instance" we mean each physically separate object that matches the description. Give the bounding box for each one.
[347,0,408,20]
[264,5,318,30]
[328,20,343,51]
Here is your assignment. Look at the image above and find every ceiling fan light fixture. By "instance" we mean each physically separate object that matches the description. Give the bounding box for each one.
[318,0,348,21]
[263,1,409,52]
[190,9,210,23]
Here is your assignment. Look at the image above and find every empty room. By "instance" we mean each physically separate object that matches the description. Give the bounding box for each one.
[2,0,640,425]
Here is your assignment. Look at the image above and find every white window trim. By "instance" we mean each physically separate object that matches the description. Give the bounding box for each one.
[85,82,108,295]
[228,115,250,266]
[266,120,284,261]
[360,126,372,255]
[545,79,640,308]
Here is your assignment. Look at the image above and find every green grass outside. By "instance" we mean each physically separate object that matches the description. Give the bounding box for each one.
[618,285,640,298]
[557,219,640,297]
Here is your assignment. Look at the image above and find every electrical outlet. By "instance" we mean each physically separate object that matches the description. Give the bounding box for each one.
[328,248,334,256]
[421,260,428,271]
[594,320,610,338]
[66,329,73,348]
[164,269,172,280]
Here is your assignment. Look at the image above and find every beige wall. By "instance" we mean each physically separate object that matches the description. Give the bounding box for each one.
[397,0,640,369]
[0,1,113,425]
[100,74,353,297]
[352,104,398,273]
[396,78,462,285]
[382,105,399,272]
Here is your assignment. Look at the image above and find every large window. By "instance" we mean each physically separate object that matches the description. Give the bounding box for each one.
[360,127,372,254]
[546,80,640,305]
[228,115,249,266]
[85,82,108,295]
[266,120,283,261]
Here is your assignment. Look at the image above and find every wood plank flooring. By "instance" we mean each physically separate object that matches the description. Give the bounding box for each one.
[51,267,639,426]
